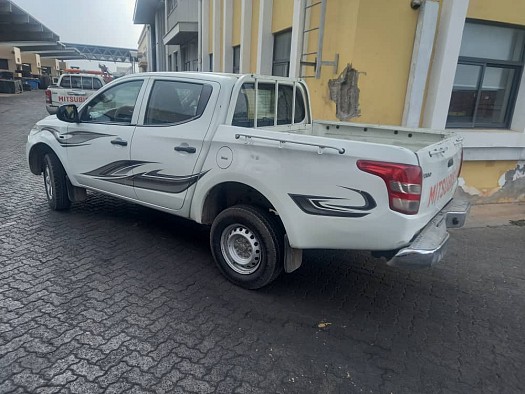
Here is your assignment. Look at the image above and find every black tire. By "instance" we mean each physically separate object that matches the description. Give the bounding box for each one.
[43,153,71,211]
[210,205,284,289]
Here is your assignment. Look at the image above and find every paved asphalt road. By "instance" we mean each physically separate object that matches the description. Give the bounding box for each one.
[1,91,524,393]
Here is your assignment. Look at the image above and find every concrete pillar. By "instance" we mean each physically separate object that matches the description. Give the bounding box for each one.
[212,0,221,71]
[240,0,252,73]
[402,0,439,127]
[422,0,469,129]
[256,0,273,75]
[201,0,210,71]
[289,0,306,79]
[222,0,233,72]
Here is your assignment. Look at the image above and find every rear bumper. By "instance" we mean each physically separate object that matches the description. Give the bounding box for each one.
[46,105,58,115]
[387,199,470,268]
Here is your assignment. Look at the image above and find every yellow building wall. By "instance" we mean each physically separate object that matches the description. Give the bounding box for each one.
[306,0,418,125]
[232,0,241,46]
[459,160,525,203]
[305,0,360,119]
[467,0,525,25]
[461,161,516,192]
[272,0,293,33]
[250,0,260,73]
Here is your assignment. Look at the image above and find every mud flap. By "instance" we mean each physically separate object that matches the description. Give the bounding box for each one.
[284,234,303,273]
[66,177,87,202]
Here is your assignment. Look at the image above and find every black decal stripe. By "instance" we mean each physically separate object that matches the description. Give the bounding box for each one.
[83,160,153,177]
[43,127,115,146]
[289,188,376,218]
[83,160,209,194]
[338,187,377,210]
[62,131,115,145]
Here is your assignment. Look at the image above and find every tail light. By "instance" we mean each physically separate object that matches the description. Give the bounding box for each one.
[45,89,51,104]
[357,160,422,215]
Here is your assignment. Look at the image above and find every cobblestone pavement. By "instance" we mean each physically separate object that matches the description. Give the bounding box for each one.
[1,91,524,393]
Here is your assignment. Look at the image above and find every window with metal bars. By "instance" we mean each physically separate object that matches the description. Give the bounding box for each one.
[447,20,525,129]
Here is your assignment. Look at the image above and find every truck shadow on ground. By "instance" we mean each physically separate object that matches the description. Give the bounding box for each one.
[54,191,462,320]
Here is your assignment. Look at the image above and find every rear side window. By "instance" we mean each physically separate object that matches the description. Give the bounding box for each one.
[232,82,307,128]
[144,80,212,125]
[81,77,93,90]
[71,76,82,89]
[277,85,306,124]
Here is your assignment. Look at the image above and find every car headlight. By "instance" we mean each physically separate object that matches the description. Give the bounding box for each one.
[29,124,41,136]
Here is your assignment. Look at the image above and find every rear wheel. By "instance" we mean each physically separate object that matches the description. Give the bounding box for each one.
[43,153,71,211]
[210,205,284,289]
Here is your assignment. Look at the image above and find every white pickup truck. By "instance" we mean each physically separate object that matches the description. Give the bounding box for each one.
[45,73,105,115]
[27,72,469,289]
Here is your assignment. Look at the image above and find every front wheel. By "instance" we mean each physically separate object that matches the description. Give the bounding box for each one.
[43,153,71,211]
[210,205,284,289]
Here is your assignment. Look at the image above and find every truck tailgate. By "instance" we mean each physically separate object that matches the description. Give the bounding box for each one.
[417,135,463,218]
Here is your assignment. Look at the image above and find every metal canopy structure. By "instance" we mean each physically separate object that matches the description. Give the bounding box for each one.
[0,0,60,43]
[61,43,138,63]
[0,1,138,63]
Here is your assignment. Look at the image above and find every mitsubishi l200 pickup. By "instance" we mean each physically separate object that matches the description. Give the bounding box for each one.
[45,73,105,115]
[27,72,469,289]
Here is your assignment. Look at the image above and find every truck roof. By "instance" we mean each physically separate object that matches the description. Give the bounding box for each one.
[118,72,305,84]
[60,73,104,78]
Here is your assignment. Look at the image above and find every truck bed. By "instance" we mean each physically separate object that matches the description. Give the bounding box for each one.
[308,121,447,152]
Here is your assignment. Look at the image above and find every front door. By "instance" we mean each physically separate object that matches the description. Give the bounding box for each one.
[130,78,218,211]
[66,78,147,199]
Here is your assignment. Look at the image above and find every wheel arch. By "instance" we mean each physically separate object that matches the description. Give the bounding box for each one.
[199,181,289,235]
[28,143,57,175]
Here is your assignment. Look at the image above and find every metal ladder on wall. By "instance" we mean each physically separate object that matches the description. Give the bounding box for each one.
[300,0,339,79]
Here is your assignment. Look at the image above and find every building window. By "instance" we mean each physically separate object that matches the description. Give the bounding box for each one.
[272,30,292,77]
[0,58,8,70]
[447,21,525,129]
[209,54,213,71]
[233,46,240,74]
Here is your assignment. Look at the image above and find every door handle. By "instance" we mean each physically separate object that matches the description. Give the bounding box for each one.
[174,145,196,153]
[111,138,127,146]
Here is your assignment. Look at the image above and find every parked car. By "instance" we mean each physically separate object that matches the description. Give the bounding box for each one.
[27,72,469,289]
[45,73,105,114]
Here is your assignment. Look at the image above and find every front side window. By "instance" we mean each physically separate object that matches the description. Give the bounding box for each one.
[447,21,525,128]
[144,80,212,125]
[80,80,144,124]
[93,79,103,90]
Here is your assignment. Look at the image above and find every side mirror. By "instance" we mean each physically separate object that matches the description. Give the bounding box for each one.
[56,104,79,123]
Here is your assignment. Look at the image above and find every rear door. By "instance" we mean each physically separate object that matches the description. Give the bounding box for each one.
[417,135,463,216]
[130,77,218,211]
